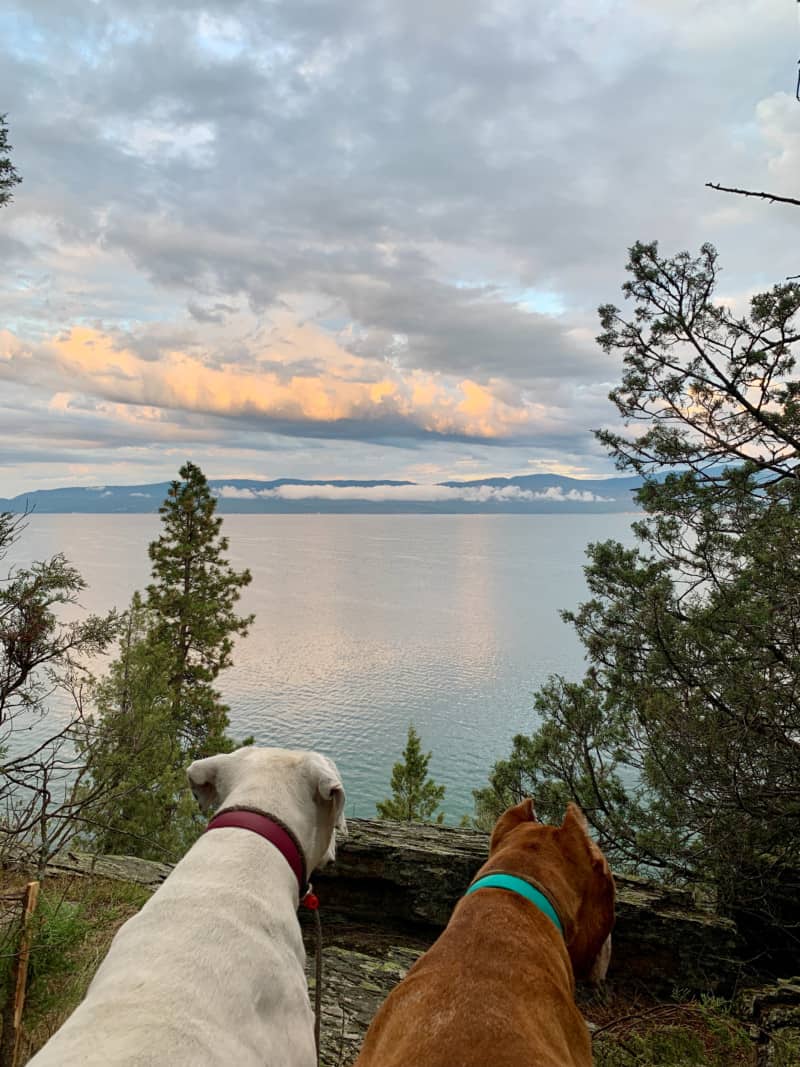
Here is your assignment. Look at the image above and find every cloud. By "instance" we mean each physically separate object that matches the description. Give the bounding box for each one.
[216,482,612,503]
[0,324,606,445]
[1,0,798,491]
[756,93,800,194]
[186,300,237,324]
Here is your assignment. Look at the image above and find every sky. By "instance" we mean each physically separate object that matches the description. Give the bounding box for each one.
[0,0,798,495]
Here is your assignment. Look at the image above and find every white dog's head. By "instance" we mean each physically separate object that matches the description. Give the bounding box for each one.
[187,746,347,872]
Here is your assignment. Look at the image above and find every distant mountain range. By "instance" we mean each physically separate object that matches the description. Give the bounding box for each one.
[0,474,645,514]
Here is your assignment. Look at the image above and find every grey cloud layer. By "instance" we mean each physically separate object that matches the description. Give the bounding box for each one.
[1,0,797,490]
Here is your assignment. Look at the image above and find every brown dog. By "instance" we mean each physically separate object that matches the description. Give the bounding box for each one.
[355,799,615,1067]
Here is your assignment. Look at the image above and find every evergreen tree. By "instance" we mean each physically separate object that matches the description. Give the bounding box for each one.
[146,461,254,758]
[80,463,254,858]
[0,512,117,869]
[78,595,201,860]
[475,243,800,933]
[0,114,22,208]
[377,725,445,823]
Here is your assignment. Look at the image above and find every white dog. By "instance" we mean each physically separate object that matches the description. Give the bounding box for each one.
[28,746,346,1067]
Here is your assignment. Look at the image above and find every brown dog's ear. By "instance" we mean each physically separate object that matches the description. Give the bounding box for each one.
[562,803,611,873]
[560,802,616,981]
[560,802,603,867]
[489,797,537,853]
[562,802,589,836]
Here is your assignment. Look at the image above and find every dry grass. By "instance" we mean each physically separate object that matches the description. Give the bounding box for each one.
[0,871,152,1064]
[585,993,757,1066]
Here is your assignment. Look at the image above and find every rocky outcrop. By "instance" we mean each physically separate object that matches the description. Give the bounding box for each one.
[736,978,800,1066]
[38,817,741,996]
[313,818,741,996]
[303,936,423,1067]
[40,849,172,888]
[14,819,795,1066]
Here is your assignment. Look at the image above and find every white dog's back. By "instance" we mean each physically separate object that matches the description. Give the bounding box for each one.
[28,747,345,1067]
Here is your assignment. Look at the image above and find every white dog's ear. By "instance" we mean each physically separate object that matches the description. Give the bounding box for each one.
[187,753,230,813]
[306,753,347,858]
[324,775,347,836]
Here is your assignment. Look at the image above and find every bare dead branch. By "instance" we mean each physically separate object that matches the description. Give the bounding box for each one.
[705,182,800,208]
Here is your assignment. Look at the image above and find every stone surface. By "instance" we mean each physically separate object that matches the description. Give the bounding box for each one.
[21,818,742,996]
[299,921,424,1067]
[41,849,172,888]
[735,978,800,1066]
[314,819,742,995]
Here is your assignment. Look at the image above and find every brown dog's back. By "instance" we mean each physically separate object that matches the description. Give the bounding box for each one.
[355,801,615,1067]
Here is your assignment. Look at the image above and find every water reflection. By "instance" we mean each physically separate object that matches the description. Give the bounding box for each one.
[4,513,636,820]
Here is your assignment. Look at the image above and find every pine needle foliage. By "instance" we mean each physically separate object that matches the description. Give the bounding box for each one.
[146,461,254,758]
[0,114,22,207]
[475,243,800,938]
[377,724,446,824]
[80,463,254,859]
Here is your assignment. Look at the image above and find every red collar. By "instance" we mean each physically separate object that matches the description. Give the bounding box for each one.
[205,808,309,898]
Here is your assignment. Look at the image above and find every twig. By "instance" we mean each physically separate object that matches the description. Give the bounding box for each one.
[705,182,800,208]
[591,1002,702,1040]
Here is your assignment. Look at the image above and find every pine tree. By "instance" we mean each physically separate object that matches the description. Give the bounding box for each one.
[77,594,201,860]
[475,243,800,935]
[0,114,22,208]
[0,512,117,870]
[79,463,255,858]
[377,725,445,823]
[146,461,254,759]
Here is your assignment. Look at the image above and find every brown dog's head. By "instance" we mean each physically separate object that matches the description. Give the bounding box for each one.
[488,798,615,982]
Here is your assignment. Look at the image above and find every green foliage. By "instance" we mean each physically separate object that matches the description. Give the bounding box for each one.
[476,243,800,926]
[77,595,203,859]
[769,1032,800,1067]
[146,460,253,758]
[27,895,91,992]
[0,114,22,207]
[595,1029,706,1066]
[377,725,445,823]
[596,242,800,484]
[593,1000,753,1066]
[0,512,117,869]
[594,1027,734,1067]
[0,514,116,731]
[18,877,153,1046]
[80,463,254,860]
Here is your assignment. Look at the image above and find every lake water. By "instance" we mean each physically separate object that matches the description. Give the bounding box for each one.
[6,513,637,821]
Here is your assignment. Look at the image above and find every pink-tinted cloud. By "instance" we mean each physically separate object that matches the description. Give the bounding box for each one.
[2,325,571,443]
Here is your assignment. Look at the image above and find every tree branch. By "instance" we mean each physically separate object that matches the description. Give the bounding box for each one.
[705,182,800,208]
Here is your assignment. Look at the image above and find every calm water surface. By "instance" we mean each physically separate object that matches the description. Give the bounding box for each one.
[8,514,636,821]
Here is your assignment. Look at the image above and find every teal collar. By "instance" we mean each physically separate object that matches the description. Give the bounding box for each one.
[465,873,564,937]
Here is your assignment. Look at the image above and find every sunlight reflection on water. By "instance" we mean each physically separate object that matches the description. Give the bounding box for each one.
[6,513,636,821]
